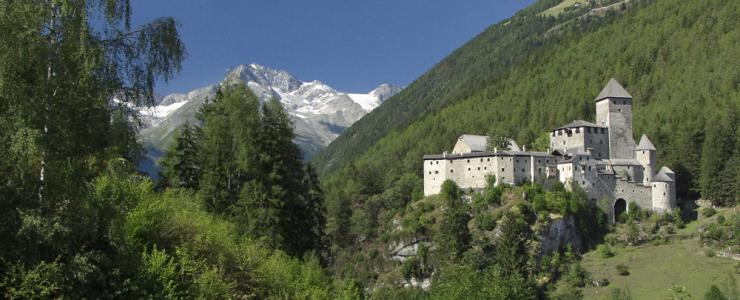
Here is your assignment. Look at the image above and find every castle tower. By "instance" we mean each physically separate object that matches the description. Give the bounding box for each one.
[595,78,637,159]
[635,134,657,185]
[651,167,676,213]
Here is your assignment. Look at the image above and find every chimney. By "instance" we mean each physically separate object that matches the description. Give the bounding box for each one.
[494,147,498,153]
[523,145,527,152]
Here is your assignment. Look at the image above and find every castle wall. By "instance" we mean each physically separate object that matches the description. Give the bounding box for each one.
[636,149,656,184]
[583,129,610,159]
[423,159,449,196]
[596,98,636,159]
[551,129,585,153]
[495,156,515,185]
[651,181,675,213]
[451,156,496,190]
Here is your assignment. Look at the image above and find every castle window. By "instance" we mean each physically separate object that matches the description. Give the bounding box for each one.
[480,158,483,162]
[588,166,592,171]
[582,181,585,185]
[576,128,580,133]
[487,158,490,162]
[587,127,591,133]
[563,141,566,145]
[501,168,505,172]
[468,168,471,171]
[601,128,606,134]
[539,168,542,173]
[654,184,656,188]
[516,159,519,163]
[619,109,622,112]
[436,161,439,164]
[522,168,525,172]
[663,192,666,196]
[450,170,454,173]
[467,159,470,163]
[552,132,556,137]
[428,171,431,174]
[484,167,487,170]
[435,171,438,174]
[477,167,480,171]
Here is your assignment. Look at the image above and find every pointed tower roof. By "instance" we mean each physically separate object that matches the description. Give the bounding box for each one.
[594,78,633,101]
[636,134,656,151]
[653,167,675,182]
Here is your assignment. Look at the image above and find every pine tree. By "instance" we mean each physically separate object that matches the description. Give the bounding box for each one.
[494,212,529,276]
[700,112,737,206]
[160,121,201,189]
[436,180,471,262]
[198,84,260,214]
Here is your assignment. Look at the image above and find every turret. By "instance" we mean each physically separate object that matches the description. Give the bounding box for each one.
[635,134,657,185]
[651,167,676,213]
[595,78,636,159]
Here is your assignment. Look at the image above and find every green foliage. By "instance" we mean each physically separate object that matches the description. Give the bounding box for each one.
[565,262,589,287]
[703,208,718,218]
[616,263,630,276]
[160,121,202,189]
[430,264,536,300]
[705,285,728,300]
[700,111,738,207]
[436,181,472,263]
[597,244,615,258]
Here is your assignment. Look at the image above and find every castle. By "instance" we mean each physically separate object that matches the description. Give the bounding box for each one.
[422,79,676,222]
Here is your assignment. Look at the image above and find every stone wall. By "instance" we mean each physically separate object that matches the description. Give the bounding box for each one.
[596,97,636,159]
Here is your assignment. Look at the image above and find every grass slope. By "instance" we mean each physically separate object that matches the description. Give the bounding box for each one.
[542,0,584,16]
[581,237,737,299]
[581,210,740,299]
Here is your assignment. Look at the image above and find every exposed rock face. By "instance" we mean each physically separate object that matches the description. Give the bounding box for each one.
[389,237,430,262]
[538,215,582,255]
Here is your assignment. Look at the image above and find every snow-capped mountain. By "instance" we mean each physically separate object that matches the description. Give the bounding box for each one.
[137,63,401,177]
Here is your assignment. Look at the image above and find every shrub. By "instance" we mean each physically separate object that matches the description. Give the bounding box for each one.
[615,264,629,276]
[704,248,717,257]
[702,207,718,218]
[478,213,497,231]
[597,245,614,258]
[566,263,589,287]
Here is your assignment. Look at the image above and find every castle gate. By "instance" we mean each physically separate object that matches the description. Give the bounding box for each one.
[614,198,627,222]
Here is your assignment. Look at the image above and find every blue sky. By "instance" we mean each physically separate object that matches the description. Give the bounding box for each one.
[130,0,535,95]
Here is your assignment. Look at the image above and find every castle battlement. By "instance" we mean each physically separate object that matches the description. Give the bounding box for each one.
[422,79,676,222]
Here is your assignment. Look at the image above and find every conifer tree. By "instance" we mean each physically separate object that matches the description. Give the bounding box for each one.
[198,84,260,214]
[436,180,471,262]
[700,112,737,206]
[160,121,202,189]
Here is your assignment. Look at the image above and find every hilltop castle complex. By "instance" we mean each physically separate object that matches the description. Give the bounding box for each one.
[423,79,676,222]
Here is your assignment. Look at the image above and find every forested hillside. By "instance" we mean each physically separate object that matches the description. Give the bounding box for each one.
[321,0,738,295]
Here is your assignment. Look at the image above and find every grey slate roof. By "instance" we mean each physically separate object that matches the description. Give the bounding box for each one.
[459,134,489,152]
[652,167,675,182]
[422,150,553,160]
[636,134,657,151]
[652,170,674,182]
[457,134,521,152]
[605,159,642,166]
[594,78,633,101]
[552,120,606,131]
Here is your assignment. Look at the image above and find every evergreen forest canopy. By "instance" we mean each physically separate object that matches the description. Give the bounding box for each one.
[0,0,738,298]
